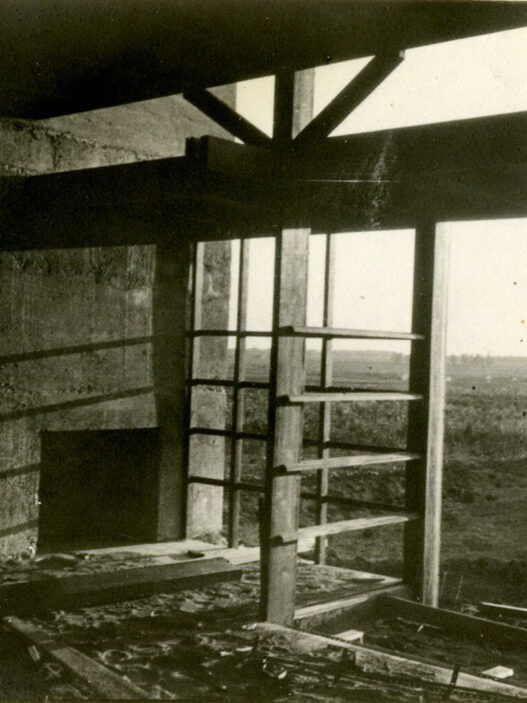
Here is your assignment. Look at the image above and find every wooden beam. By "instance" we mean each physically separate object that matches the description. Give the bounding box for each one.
[255,623,527,699]
[281,325,424,341]
[192,110,527,225]
[294,581,408,633]
[404,222,450,605]
[260,227,309,625]
[290,109,527,180]
[281,451,420,473]
[197,109,527,183]
[260,69,313,626]
[273,72,296,146]
[295,52,404,144]
[0,558,241,615]
[479,602,527,620]
[184,89,272,148]
[4,617,147,699]
[379,596,527,649]
[314,232,335,565]
[2,110,527,253]
[228,238,250,547]
[277,513,418,544]
[287,391,422,403]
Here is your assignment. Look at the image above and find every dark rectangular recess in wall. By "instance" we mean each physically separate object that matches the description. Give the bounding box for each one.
[37,428,160,553]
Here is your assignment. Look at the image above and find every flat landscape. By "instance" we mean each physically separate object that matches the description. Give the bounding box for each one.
[234,349,527,607]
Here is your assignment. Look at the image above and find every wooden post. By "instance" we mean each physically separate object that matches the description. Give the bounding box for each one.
[260,70,313,624]
[315,233,336,564]
[261,227,309,624]
[404,221,450,606]
[228,239,250,547]
[186,241,232,539]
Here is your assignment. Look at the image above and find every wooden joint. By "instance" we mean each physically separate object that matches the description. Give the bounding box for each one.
[184,90,272,148]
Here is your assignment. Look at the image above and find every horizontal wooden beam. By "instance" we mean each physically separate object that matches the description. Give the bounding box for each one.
[278,513,417,544]
[0,558,241,615]
[291,109,527,180]
[281,451,420,473]
[196,108,527,182]
[194,110,527,224]
[280,325,423,341]
[294,51,404,144]
[188,476,264,493]
[378,595,527,649]
[479,602,527,620]
[286,392,422,403]
[2,109,527,252]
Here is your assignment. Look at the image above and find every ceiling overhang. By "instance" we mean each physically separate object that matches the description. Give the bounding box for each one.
[2,1,527,119]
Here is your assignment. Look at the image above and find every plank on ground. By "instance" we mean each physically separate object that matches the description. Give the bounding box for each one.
[4,616,147,699]
[255,623,527,699]
[479,602,527,620]
[294,582,408,634]
[0,557,241,615]
[379,595,527,649]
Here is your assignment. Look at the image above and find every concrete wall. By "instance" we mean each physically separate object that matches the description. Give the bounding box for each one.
[0,89,234,557]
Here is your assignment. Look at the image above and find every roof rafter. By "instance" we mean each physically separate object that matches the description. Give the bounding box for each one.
[294,51,405,144]
[183,89,272,148]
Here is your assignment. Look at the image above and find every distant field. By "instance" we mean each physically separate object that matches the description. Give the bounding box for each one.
[230,350,527,606]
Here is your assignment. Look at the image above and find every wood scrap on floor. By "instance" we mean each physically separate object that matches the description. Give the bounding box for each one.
[378,595,527,648]
[4,616,148,700]
[0,557,242,615]
[255,622,527,699]
[480,602,527,621]
[482,666,515,680]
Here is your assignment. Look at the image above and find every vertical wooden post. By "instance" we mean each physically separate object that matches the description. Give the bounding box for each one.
[260,69,313,624]
[261,227,309,624]
[228,239,250,547]
[404,221,450,606]
[186,241,231,539]
[315,232,336,564]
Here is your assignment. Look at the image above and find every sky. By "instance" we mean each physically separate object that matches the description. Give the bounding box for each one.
[232,27,527,357]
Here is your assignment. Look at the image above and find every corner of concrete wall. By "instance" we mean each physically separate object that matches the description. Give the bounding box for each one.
[0,85,235,557]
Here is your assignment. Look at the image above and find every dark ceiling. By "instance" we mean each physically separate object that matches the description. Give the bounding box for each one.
[2,0,527,119]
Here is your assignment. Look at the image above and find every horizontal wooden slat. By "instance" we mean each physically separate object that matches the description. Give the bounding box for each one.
[190,329,271,337]
[479,601,527,620]
[277,513,418,544]
[286,392,422,403]
[191,378,269,389]
[302,438,409,454]
[280,325,423,341]
[281,451,420,473]
[302,495,408,514]
[188,427,267,441]
[378,596,527,649]
[4,617,147,699]
[189,476,264,493]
